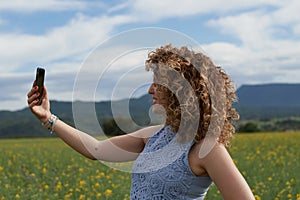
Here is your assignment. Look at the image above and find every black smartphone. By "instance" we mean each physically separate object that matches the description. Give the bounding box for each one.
[35,67,45,105]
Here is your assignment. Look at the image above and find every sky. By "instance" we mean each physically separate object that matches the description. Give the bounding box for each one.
[0,0,299,111]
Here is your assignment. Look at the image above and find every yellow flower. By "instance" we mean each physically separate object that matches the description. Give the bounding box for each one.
[254,194,261,200]
[105,189,113,197]
[79,194,85,200]
[42,167,47,174]
[290,178,295,183]
[95,183,100,188]
[96,193,102,197]
[267,177,272,181]
[287,194,292,199]
[79,180,86,187]
[64,193,72,200]
[78,167,84,173]
[100,172,105,177]
[0,166,3,171]
[55,181,62,191]
[44,184,49,190]
[15,194,20,199]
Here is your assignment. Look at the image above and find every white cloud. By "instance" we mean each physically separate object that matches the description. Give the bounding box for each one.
[202,39,300,85]
[201,42,250,67]
[1,0,299,111]
[200,1,300,87]
[206,0,299,42]
[0,13,135,73]
[293,24,300,35]
[108,1,131,13]
[206,10,274,47]
[129,0,282,21]
[0,72,34,110]
[0,0,105,12]
[271,0,300,25]
[0,9,138,110]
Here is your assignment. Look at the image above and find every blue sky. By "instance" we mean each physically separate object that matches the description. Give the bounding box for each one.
[0,0,299,111]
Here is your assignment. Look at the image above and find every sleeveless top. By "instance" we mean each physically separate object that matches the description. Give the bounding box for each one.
[130,126,213,200]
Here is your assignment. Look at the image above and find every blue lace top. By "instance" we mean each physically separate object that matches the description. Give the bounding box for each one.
[131,126,213,200]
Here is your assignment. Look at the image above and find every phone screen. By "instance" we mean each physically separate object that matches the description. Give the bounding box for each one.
[35,67,45,105]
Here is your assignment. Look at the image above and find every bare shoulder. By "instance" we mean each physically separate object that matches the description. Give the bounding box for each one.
[190,140,229,162]
[197,141,234,173]
[193,142,255,200]
[202,142,230,161]
[189,140,229,176]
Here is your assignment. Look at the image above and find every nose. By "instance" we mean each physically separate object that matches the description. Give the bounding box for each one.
[148,83,155,94]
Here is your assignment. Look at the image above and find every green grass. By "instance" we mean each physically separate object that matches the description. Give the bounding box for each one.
[0,132,299,200]
[206,132,300,200]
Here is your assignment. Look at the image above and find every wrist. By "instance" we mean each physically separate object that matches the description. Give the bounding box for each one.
[40,112,52,125]
[41,113,59,134]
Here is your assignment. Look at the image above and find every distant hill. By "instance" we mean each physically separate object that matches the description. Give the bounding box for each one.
[235,83,300,119]
[0,96,154,138]
[237,83,300,107]
[1,83,300,138]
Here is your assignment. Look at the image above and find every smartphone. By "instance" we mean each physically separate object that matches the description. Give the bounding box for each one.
[35,67,45,105]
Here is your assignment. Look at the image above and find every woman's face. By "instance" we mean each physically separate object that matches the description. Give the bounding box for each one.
[148,83,166,114]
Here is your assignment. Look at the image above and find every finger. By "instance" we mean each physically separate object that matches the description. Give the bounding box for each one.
[27,85,37,97]
[28,97,39,108]
[27,92,39,105]
[27,85,38,98]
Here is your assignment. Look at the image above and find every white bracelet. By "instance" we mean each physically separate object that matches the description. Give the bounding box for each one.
[42,114,58,134]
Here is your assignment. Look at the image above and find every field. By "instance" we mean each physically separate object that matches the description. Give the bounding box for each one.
[0,132,299,200]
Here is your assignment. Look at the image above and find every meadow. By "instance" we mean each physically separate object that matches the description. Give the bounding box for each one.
[0,132,299,200]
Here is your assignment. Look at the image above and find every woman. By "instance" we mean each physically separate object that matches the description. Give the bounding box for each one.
[27,44,255,199]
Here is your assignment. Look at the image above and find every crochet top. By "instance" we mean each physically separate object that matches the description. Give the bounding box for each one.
[130,126,213,199]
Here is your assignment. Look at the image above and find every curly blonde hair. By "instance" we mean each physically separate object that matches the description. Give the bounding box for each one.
[145,44,239,146]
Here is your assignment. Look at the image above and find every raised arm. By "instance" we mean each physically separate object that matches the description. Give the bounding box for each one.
[27,84,161,161]
[50,119,161,161]
[201,143,255,200]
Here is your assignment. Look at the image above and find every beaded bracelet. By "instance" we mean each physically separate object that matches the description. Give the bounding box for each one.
[42,114,59,134]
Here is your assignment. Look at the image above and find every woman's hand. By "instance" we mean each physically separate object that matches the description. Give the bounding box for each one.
[27,83,51,123]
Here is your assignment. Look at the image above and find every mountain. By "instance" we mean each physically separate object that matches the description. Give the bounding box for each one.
[235,83,300,119]
[0,95,154,138]
[1,83,300,138]
[237,83,300,107]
